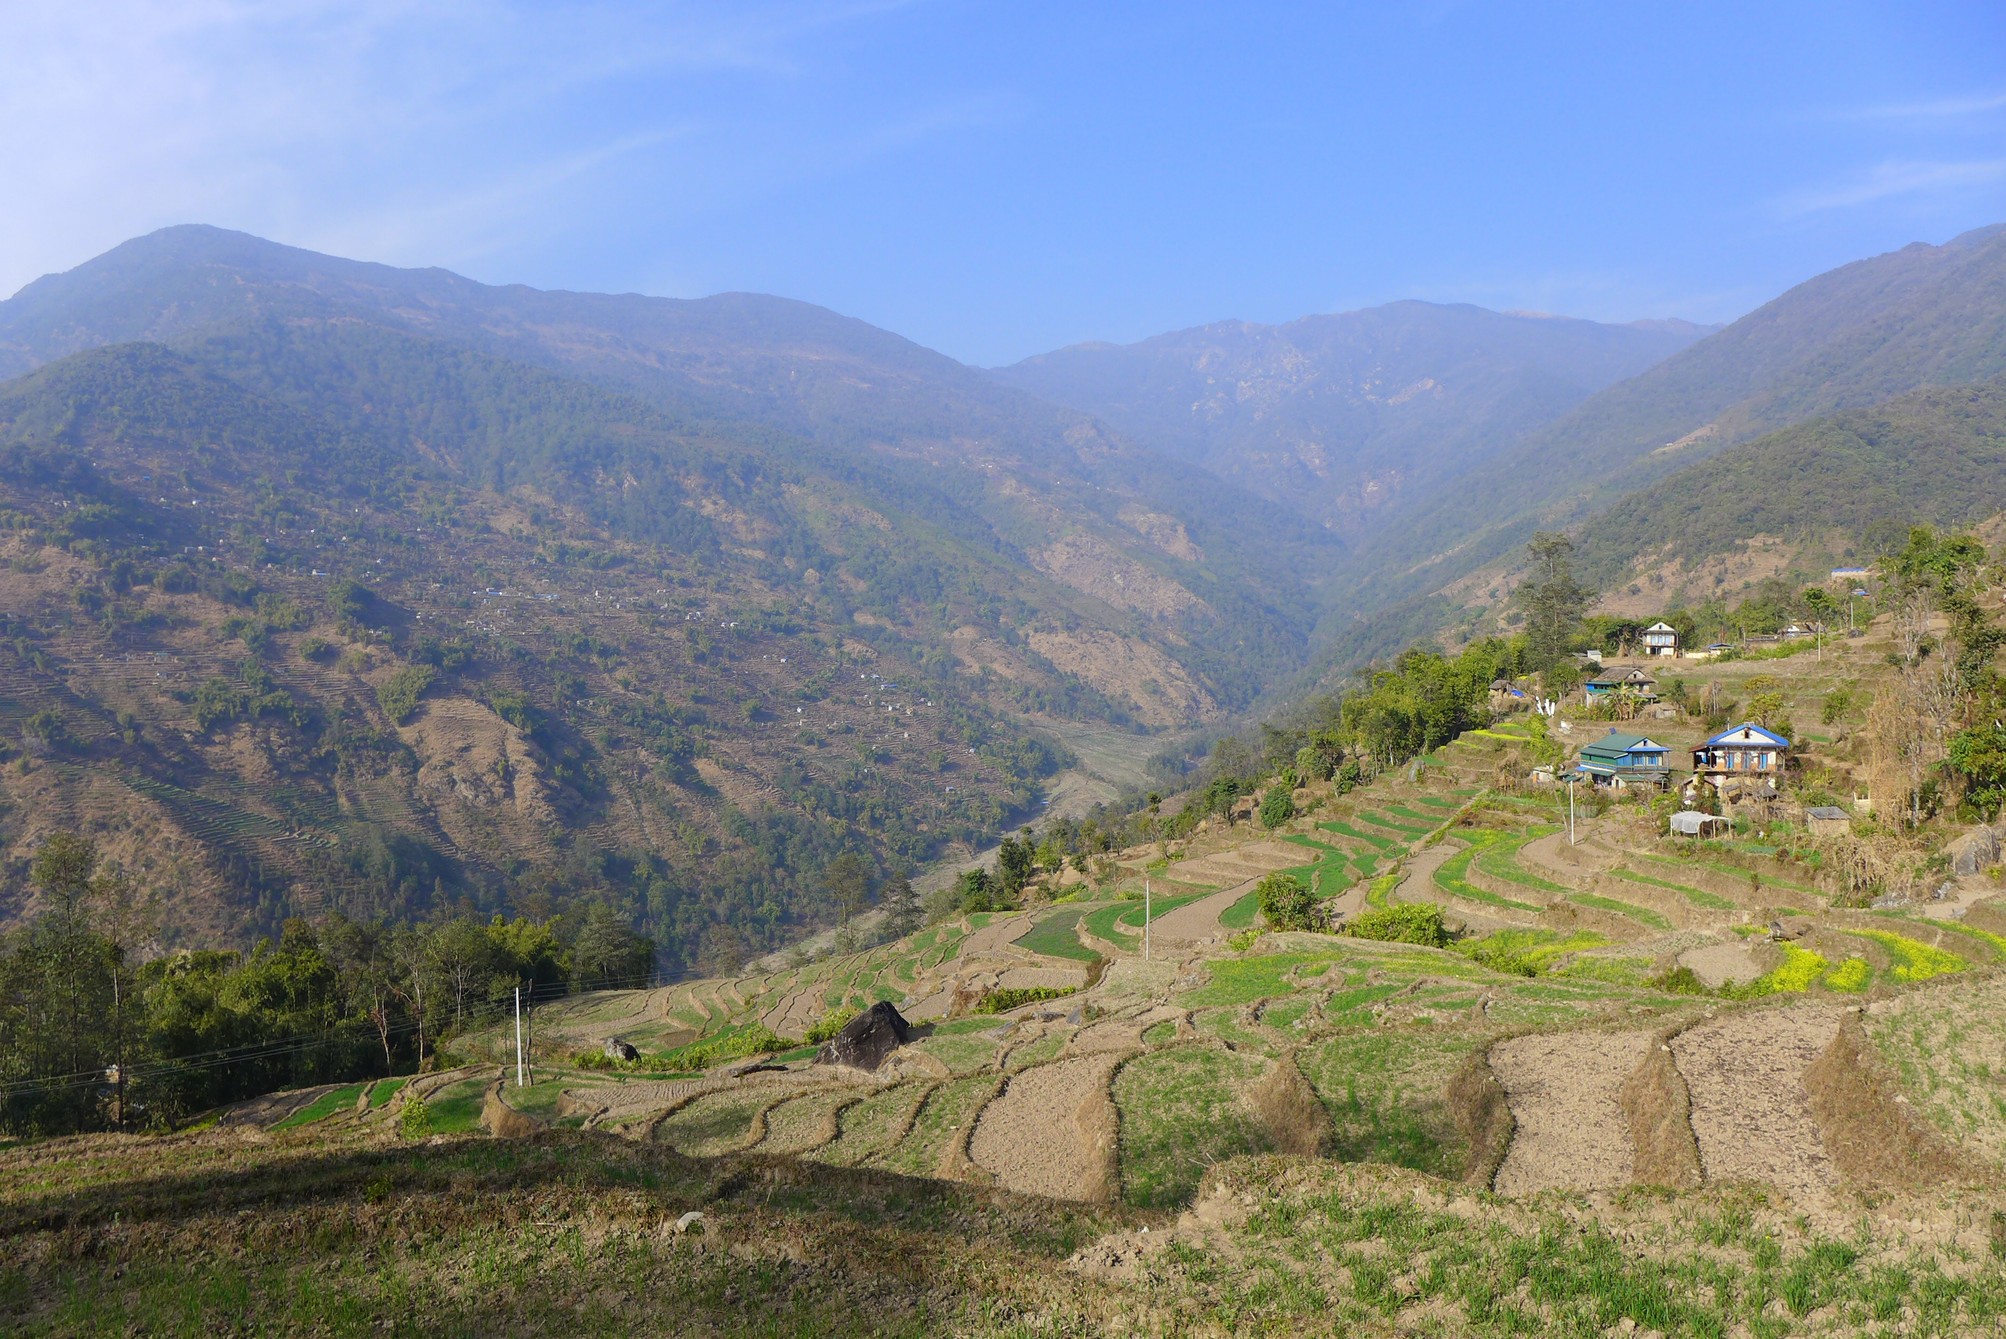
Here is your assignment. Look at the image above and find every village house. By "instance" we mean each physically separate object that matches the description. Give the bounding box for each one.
[1641,621,1679,657]
[1574,728,1672,790]
[1779,622,1816,641]
[1582,665,1658,702]
[1691,722,1790,801]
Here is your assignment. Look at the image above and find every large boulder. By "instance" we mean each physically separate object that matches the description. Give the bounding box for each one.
[603,1037,640,1063]
[814,1001,911,1072]
[1946,825,2002,877]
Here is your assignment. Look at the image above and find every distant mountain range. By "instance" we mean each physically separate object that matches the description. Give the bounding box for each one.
[1298,223,2006,670]
[4,220,2006,954]
[991,302,1712,533]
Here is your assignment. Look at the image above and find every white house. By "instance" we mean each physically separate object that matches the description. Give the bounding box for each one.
[1641,621,1679,657]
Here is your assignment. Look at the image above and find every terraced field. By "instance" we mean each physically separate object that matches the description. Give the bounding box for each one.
[196,728,2006,1240]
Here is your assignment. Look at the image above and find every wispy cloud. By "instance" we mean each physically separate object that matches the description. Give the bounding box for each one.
[0,1,951,296]
[1839,89,2006,122]
[1771,158,2006,217]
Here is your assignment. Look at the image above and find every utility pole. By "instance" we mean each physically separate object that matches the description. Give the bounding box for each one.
[1143,878,1151,962]
[513,987,525,1089]
[1568,777,1577,846]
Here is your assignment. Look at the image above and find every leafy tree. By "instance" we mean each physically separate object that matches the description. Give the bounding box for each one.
[569,905,654,991]
[954,867,998,913]
[995,834,1035,896]
[1949,725,2006,820]
[877,872,923,941]
[1258,784,1295,830]
[1514,532,1588,670]
[822,852,873,937]
[1255,872,1317,932]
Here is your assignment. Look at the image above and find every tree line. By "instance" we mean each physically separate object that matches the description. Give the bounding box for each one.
[0,834,655,1137]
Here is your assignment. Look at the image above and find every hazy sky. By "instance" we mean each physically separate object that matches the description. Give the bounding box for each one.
[5,2,2005,363]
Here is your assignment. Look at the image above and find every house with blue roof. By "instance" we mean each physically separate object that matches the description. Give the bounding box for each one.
[1574,729,1672,790]
[1692,723,1790,798]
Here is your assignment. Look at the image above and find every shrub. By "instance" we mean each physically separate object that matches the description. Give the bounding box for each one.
[1259,784,1295,830]
[1343,903,1447,947]
[660,1025,786,1071]
[398,1095,434,1139]
[376,664,436,724]
[1256,871,1319,932]
[805,1006,857,1044]
[974,985,1076,1014]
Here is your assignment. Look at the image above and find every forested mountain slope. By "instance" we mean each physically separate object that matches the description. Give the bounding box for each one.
[0,258,1335,964]
[991,301,1708,532]
[1309,222,2006,669]
[1570,374,2006,598]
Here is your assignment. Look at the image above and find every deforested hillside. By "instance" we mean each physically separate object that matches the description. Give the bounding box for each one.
[992,300,1709,533]
[0,228,1369,957]
[0,328,1275,960]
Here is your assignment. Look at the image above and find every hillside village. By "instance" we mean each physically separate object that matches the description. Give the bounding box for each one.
[15,533,2003,1334]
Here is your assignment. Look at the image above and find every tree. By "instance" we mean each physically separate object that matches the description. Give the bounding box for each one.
[1258,783,1295,829]
[878,871,923,941]
[995,834,1035,897]
[1515,532,1589,671]
[1255,872,1318,932]
[570,906,654,991]
[1948,725,2006,820]
[822,852,873,939]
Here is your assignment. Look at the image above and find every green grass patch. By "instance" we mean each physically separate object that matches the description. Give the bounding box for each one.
[1456,928,1609,977]
[1219,890,1261,931]
[272,1082,368,1130]
[1356,811,1433,837]
[1364,873,1401,909]
[1182,951,1346,1007]
[1609,866,1740,910]
[1320,821,1398,852]
[366,1078,407,1110]
[1431,837,1543,913]
[1011,906,1100,962]
[1567,891,1673,930]
[1114,1045,1272,1208]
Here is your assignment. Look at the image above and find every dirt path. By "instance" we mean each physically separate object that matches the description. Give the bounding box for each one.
[1389,844,1457,905]
[968,1053,1122,1200]
[1490,1030,1653,1195]
[1673,1005,1843,1204]
[1146,878,1258,947]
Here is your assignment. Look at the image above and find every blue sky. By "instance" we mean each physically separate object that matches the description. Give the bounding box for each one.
[4,1,2004,363]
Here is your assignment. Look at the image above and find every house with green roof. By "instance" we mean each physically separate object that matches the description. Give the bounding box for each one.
[1573,728,1672,790]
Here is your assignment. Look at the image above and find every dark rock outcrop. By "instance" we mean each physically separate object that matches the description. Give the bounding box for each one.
[814,1001,911,1072]
[604,1038,640,1063]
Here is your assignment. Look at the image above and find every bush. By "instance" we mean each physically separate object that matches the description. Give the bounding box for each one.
[974,985,1076,1014]
[1344,903,1448,947]
[1646,965,1714,996]
[660,1025,786,1071]
[1259,784,1295,830]
[398,1095,434,1139]
[805,1006,857,1044]
[1255,871,1319,932]
[376,664,436,724]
